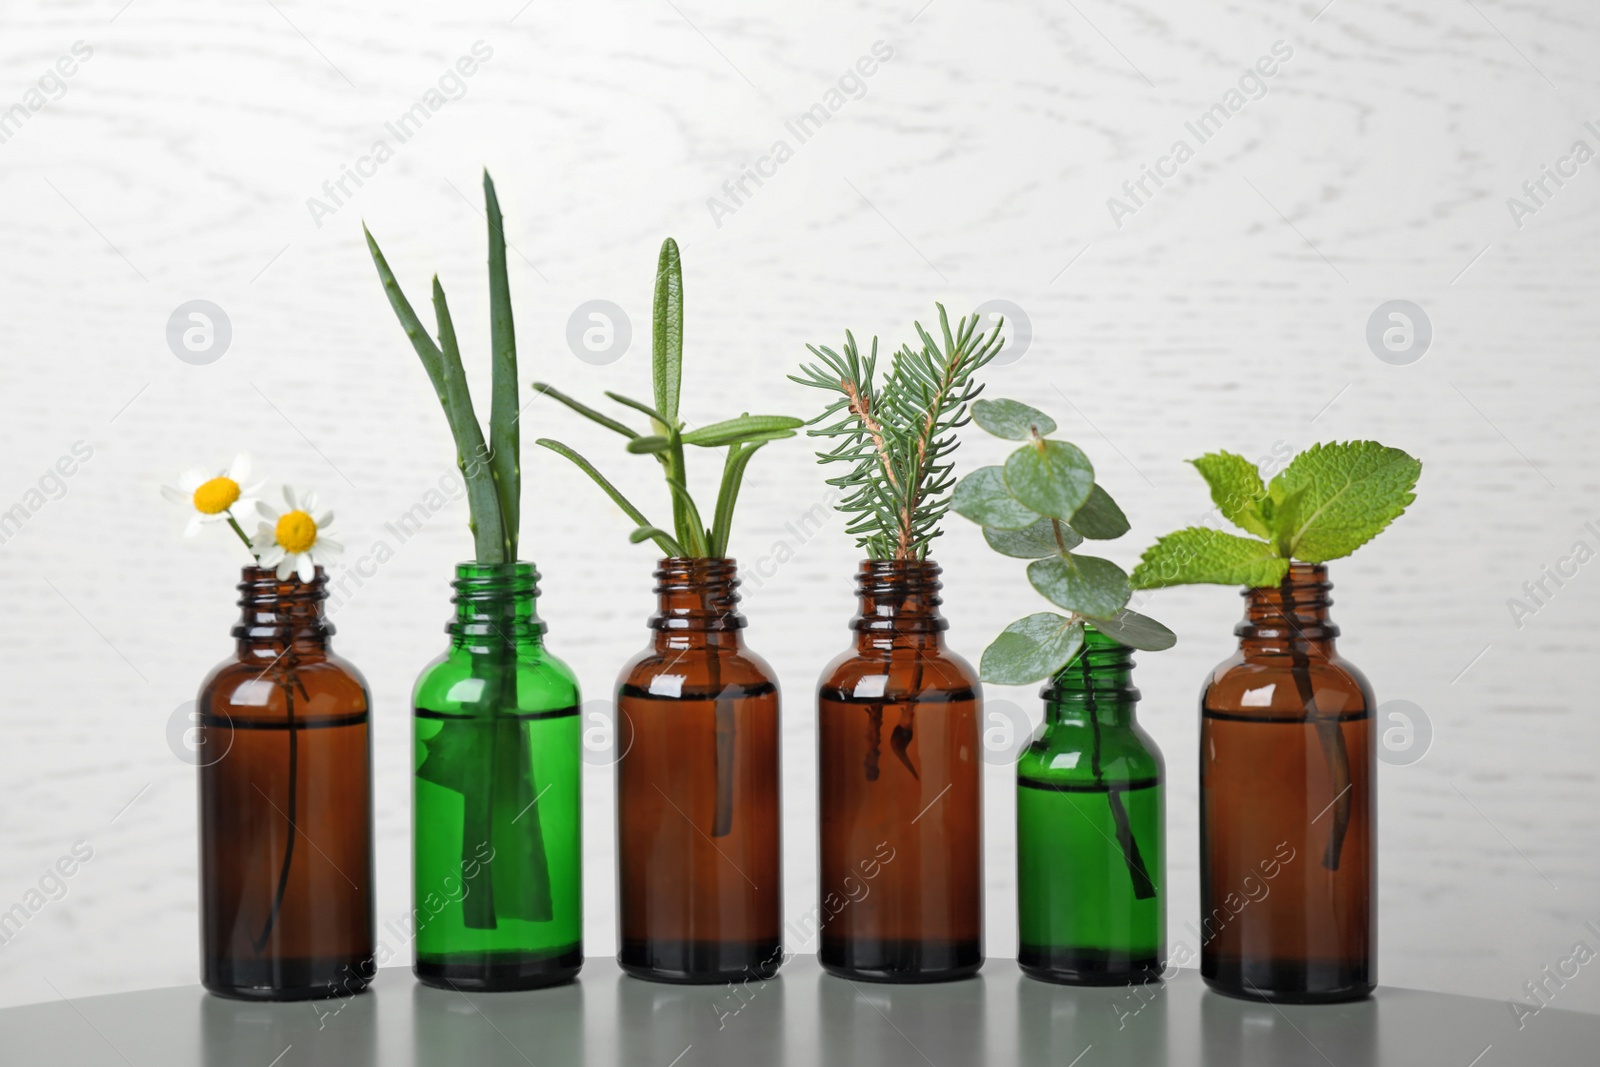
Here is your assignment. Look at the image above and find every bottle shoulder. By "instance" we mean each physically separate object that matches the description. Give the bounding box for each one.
[1202,648,1374,717]
[817,643,979,699]
[413,642,582,713]
[617,641,778,695]
[198,654,369,723]
[1018,719,1164,784]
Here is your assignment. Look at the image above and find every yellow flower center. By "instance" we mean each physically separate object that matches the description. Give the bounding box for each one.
[192,477,241,515]
[275,510,318,554]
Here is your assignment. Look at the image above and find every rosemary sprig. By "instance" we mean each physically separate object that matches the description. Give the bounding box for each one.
[533,237,803,559]
[790,304,1005,560]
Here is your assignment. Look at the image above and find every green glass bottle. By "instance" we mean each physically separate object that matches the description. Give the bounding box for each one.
[412,562,582,990]
[1016,625,1165,985]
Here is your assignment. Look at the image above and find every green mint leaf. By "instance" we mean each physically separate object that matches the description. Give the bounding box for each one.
[1086,609,1176,651]
[1068,484,1130,540]
[1027,554,1131,618]
[952,466,1039,529]
[980,612,1085,685]
[1267,440,1421,563]
[1189,451,1270,538]
[1004,440,1094,520]
[983,516,1080,558]
[971,398,1056,440]
[1129,527,1288,589]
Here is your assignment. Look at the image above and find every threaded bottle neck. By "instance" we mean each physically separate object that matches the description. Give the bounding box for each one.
[233,566,332,654]
[448,561,545,647]
[1237,562,1339,654]
[1041,626,1138,723]
[649,558,745,641]
[851,559,946,649]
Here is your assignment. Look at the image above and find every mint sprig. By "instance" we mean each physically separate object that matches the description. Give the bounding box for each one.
[1131,440,1421,589]
[953,398,1175,685]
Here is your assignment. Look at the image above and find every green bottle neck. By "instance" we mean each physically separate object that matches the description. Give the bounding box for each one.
[1040,627,1139,728]
[447,561,547,652]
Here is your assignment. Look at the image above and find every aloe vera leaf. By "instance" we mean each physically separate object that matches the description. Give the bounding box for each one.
[652,238,682,424]
[364,225,448,396]
[535,439,682,556]
[531,382,640,440]
[483,171,519,560]
[433,277,506,563]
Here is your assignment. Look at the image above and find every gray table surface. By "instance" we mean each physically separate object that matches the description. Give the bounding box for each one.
[0,955,1591,1065]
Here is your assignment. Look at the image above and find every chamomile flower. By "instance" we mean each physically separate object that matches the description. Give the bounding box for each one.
[254,486,342,583]
[160,454,261,548]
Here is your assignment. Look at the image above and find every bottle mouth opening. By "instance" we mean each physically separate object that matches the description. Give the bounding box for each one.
[451,561,539,599]
[855,558,941,596]
[652,557,738,584]
[237,566,327,604]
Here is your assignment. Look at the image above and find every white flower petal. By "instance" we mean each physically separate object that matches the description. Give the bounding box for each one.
[258,545,286,567]
[297,555,316,583]
[315,536,343,553]
[257,500,279,521]
[282,485,297,511]
[302,491,318,514]
[183,516,204,537]
[314,510,334,529]
[228,454,251,483]
[179,467,208,491]
[160,485,188,505]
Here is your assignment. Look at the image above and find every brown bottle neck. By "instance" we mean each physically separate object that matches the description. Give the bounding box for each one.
[851,559,947,652]
[233,566,332,661]
[1236,562,1339,659]
[648,558,746,652]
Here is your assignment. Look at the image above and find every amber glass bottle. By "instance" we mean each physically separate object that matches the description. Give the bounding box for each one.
[1200,563,1375,1003]
[198,567,374,1001]
[817,559,983,982]
[615,558,783,983]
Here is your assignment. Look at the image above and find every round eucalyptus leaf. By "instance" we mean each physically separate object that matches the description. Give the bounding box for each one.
[1004,440,1094,520]
[971,398,1057,441]
[1069,484,1131,540]
[953,466,1039,530]
[979,612,1085,685]
[1086,608,1177,651]
[983,517,1081,559]
[1026,554,1131,619]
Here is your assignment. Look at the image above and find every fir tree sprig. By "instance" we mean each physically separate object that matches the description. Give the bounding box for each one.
[791,305,1005,560]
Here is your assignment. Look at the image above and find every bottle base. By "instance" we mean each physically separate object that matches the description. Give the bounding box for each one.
[1203,955,1373,1004]
[203,955,373,1002]
[1018,945,1163,986]
[619,938,783,985]
[415,944,582,992]
[820,938,983,984]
